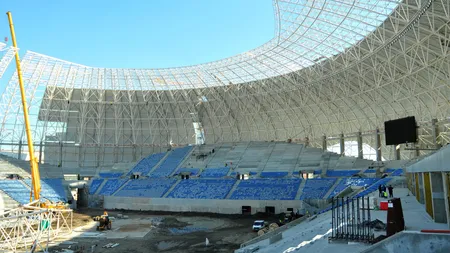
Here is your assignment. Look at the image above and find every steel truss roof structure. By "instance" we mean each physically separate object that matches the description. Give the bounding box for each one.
[0,0,449,166]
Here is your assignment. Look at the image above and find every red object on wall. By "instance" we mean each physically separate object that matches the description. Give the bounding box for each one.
[420,230,450,234]
[380,201,388,210]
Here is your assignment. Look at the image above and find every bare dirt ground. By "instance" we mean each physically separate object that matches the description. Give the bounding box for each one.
[49,209,277,253]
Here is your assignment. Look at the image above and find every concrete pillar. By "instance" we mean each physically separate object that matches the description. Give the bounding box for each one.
[418,173,425,204]
[59,141,63,167]
[395,145,401,160]
[432,119,441,149]
[441,172,450,229]
[430,172,447,223]
[340,133,345,156]
[357,132,363,159]
[375,128,381,162]
[322,135,327,152]
[18,140,22,160]
[38,141,43,164]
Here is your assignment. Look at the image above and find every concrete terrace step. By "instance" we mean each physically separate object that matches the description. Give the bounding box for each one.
[295,180,306,200]
[225,180,241,199]
[323,178,342,199]
[162,179,182,198]
[0,189,19,211]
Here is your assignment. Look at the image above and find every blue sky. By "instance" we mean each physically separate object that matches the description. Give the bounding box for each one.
[1,0,274,68]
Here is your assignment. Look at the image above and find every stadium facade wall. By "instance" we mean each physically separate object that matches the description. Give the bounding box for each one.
[103,196,304,215]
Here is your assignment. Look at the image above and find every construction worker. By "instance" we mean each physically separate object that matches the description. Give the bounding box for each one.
[103,210,108,217]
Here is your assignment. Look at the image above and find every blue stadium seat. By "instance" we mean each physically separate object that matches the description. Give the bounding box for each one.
[127,152,166,176]
[365,169,376,173]
[260,171,288,178]
[230,179,301,200]
[167,179,236,199]
[200,167,229,178]
[300,178,336,200]
[97,179,128,196]
[326,170,360,177]
[149,146,193,178]
[328,178,379,198]
[24,178,67,202]
[115,179,176,198]
[0,180,30,204]
[99,172,123,178]
[313,170,322,175]
[89,178,104,194]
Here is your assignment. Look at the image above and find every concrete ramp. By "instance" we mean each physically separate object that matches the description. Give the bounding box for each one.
[361,231,450,253]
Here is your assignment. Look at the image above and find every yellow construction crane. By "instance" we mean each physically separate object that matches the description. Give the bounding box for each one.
[6,11,41,202]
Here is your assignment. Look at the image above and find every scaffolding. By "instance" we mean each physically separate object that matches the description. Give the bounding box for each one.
[0,201,73,252]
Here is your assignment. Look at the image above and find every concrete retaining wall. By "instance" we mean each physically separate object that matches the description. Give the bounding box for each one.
[103,196,303,214]
[361,231,450,253]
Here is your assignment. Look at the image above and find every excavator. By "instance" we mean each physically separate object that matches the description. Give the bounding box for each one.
[7,12,67,210]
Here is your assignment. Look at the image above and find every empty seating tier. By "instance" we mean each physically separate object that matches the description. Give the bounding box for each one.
[260,171,288,178]
[23,178,67,202]
[167,179,236,199]
[89,178,104,194]
[200,167,229,178]
[0,180,30,204]
[97,179,128,196]
[300,178,336,200]
[99,172,123,178]
[149,146,192,178]
[326,170,360,177]
[127,152,166,176]
[115,179,177,198]
[328,178,379,198]
[230,179,301,200]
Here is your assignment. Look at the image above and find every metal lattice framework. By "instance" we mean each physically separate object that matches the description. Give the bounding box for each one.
[0,0,449,166]
[0,201,73,252]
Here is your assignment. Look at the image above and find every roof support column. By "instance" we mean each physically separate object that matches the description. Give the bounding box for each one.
[18,140,22,160]
[432,119,441,149]
[322,135,327,152]
[395,145,401,160]
[339,133,345,156]
[357,131,363,159]
[375,128,381,162]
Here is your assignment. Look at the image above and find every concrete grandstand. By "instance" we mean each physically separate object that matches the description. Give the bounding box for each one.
[0,0,450,252]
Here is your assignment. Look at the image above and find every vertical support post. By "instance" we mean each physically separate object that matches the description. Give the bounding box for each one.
[361,196,365,241]
[356,196,360,241]
[351,197,355,240]
[322,135,327,152]
[346,197,350,239]
[395,145,401,160]
[59,141,63,167]
[18,140,22,160]
[331,197,335,238]
[339,134,345,156]
[431,119,441,149]
[341,197,345,238]
[336,197,340,238]
[375,128,382,162]
[357,132,363,159]
[38,141,43,164]
[367,197,372,242]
